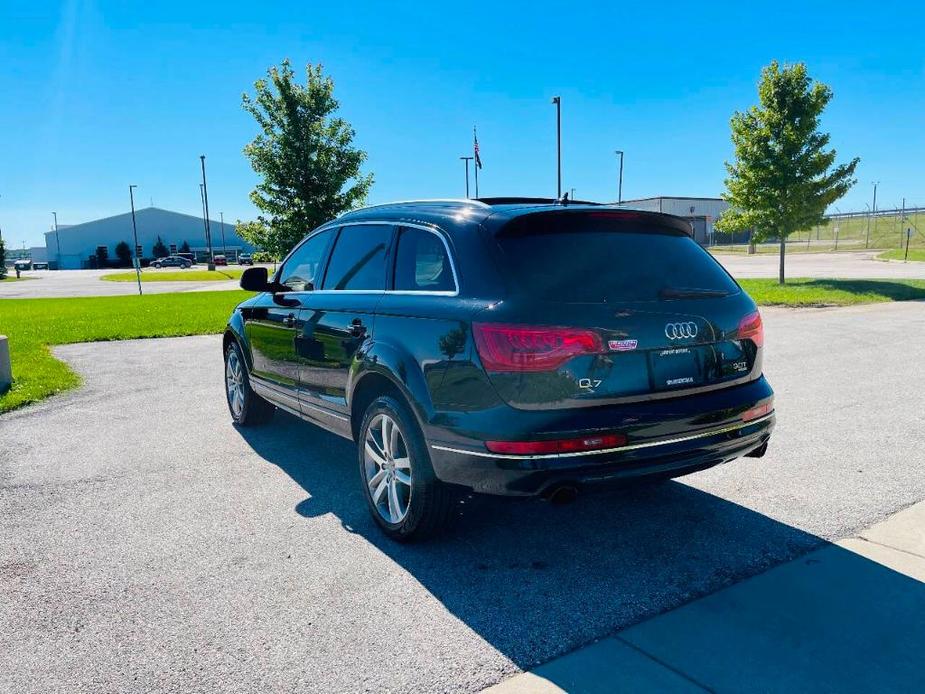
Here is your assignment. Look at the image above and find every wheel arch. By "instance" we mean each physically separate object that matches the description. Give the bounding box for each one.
[348,347,435,442]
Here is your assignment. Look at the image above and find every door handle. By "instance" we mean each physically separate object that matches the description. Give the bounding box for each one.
[350,318,366,337]
[283,313,296,328]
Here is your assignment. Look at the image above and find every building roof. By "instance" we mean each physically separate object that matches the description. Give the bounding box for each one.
[45,207,225,238]
[617,196,726,203]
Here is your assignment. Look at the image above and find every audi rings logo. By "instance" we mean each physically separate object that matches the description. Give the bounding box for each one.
[665,322,698,340]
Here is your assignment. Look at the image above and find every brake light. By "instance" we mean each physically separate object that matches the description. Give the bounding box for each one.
[485,433,627,455]
[737,311,764,347]
[473,323,603,372]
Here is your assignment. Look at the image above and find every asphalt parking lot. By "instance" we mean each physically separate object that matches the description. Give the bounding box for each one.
[0,268,243,298]
[1,302,924,692]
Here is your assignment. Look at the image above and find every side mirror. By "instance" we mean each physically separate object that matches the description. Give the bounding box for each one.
[240,266,271,292]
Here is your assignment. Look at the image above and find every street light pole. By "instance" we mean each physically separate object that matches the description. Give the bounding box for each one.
[52,212,60,269]
[615,150,624,203]
[551,96,561,198]
[199,155,214,270]
[219,211,227,258]
[459,157,473,198]
[128,185,143,295]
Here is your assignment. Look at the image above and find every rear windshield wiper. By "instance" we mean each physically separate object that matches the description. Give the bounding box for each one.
[658,287,730,299]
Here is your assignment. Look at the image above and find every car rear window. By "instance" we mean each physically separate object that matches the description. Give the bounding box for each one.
[494,213,740,303]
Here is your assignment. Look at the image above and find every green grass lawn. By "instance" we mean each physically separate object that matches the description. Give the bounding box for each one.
[0,275,36,282]
[0,290,252,413]
[739,278,925,306]
[877,248,925,262]
[101,268,244,282]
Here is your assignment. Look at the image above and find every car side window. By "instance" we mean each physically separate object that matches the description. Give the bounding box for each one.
[393,227,456,292]
[321,225,393,291]
[280,229,335,291]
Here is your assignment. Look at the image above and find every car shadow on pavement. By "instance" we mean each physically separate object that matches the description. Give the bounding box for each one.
[235,411,925,686]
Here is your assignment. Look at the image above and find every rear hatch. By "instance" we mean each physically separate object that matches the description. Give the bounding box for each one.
[474,209,763,409]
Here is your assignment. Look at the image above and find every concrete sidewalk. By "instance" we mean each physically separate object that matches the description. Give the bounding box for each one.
[486,501,925,693]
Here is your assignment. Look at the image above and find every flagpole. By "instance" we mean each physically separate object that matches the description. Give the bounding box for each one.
[473,126,480,198]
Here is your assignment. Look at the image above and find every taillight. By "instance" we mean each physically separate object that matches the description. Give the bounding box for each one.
[737,311,764,348]
[473,323,603,372]
[485,433,627,455]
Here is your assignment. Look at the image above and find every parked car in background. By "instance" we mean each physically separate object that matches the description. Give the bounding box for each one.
[214,255,228,266]
[222,198,775,541]
[151,255,192,268]
[238,253,254,265]
[177,252,196,266]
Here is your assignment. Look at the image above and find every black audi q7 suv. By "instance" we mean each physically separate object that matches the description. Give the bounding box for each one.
[223,198,774,540]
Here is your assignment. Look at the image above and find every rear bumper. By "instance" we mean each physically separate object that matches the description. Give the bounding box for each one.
[425,377,775,496]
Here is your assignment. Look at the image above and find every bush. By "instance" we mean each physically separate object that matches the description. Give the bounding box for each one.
[252,251,276,263]
[115,241,133,267]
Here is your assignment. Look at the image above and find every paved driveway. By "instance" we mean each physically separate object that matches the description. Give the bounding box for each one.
[1,303,923,692]
[714,250,925,279]
[0,268,241,298]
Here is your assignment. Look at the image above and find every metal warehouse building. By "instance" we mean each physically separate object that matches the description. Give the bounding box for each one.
[43,207,255,269]
[617,196,729,245]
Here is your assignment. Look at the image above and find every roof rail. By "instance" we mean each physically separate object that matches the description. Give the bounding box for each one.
[476,196,603,206]
[357,198,491,211]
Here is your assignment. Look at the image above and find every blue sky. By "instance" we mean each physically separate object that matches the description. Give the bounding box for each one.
[1,0,923,248]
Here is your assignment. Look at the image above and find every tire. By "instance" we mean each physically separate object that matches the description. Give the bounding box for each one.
[224,341,274,426]
[358,395,453,541]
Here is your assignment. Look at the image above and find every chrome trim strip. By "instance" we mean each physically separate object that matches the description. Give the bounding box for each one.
[301,399,350,422]
[430,412,774,461]
[279,221,460,297]
[355,198,490,210]
[250,378,349,422]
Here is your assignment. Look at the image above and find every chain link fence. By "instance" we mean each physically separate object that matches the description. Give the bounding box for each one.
[710,206,925,254]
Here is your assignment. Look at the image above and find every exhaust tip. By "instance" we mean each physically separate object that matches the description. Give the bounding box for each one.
[545,485,579,505]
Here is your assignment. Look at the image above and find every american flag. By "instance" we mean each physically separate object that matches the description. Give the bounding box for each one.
[473,126,482,169]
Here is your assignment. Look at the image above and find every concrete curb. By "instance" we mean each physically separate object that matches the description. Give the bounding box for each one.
[485,501,925,693]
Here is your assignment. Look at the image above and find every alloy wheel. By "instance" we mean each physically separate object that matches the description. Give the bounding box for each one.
[363,414,413,524]
[226,350,245,418]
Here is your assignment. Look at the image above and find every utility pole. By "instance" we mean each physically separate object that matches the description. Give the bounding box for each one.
[199,155,214,270]
[219,211,227,258]
[52,212,61,270]
[128,185,143,295]
[900,197,906,248]
[615,150,624,203]
[551,96,561,198]
[459,156,473,198]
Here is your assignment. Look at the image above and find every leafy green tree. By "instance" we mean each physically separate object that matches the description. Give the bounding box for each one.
[152,236,169,259]
[235,219,283,261]
[96,245,109,266]
[242,60,373,256]
[180,240,191,253]
[716,61,859,284]
[0,237,6,279]
[115,241,132,267]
